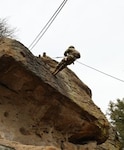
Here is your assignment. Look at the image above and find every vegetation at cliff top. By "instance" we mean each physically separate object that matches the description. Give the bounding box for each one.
[0,18,16,38]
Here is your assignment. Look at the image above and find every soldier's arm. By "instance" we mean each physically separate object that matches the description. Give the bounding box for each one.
[64,49,71,56]
[64,49,68,56]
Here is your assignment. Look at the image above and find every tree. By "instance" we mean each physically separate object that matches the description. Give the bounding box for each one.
[107,98,124,148]
[0,18,15,38]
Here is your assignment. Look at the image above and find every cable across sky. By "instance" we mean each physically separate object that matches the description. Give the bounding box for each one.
[52,56,124,83]
[28,0,68,50]
[76,60,124,83]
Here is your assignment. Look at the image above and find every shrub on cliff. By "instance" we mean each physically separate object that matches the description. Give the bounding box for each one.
[0,18,16,38]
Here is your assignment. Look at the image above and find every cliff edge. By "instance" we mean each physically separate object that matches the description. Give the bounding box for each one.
[0,38,121,150]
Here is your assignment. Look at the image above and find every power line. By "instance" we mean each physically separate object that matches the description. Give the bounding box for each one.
[76,60,124,83]
[29,0,68,50]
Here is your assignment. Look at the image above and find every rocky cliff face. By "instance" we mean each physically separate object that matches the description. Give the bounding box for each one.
[0,38,121,150]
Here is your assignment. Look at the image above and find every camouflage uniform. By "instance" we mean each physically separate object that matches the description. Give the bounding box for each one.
[63,46,80,62]
[52,46,81,75]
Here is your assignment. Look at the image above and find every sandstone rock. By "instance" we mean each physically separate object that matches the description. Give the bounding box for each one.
[0,145,15,150]
[0,38,121,150]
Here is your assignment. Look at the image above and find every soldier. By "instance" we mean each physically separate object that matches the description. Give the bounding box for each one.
[52,46,81,75]
[64,45,80,61]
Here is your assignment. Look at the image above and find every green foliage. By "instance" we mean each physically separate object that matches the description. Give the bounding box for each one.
[107,98,124,148]
[0,18,15,38]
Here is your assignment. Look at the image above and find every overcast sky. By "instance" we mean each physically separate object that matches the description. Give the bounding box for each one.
[1,0,124,114]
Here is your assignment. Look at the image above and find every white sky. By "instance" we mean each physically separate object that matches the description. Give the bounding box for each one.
[1,0,124,114]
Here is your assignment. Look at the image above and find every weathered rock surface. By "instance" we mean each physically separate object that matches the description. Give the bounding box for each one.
[0,38,121,149]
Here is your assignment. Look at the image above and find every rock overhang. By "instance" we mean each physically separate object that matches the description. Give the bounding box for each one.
[0,38,109,147]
